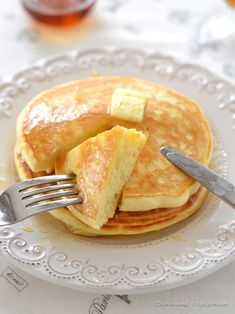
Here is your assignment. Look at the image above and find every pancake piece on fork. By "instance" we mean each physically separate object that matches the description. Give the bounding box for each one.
[55,126,147,229]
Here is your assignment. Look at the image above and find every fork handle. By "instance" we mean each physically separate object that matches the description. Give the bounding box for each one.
[0,193,16,225]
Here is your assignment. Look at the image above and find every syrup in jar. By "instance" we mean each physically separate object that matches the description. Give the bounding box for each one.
[21,0,96,26]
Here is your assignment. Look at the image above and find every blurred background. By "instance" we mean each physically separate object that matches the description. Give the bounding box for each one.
[0,0,235,82]
[0,2,235,314]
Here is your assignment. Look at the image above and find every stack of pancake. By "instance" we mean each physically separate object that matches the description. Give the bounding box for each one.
[15,77,213,236]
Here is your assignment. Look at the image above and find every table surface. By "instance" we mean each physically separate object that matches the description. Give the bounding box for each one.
[1,1,235,313]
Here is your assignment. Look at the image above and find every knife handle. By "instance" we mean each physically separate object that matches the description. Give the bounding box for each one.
[160,146,235,210]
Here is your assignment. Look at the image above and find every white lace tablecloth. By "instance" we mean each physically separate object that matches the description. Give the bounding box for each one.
[0,0,235,313]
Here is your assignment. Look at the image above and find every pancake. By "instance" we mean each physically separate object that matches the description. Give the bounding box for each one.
[53,187,207,236]
[55,126,146,229]
[16,77,213,212]
[15,147,207,236]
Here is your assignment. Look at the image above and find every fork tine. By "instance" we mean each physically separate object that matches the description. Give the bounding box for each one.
[26,197,82,214]
[22,183,75,198]
[24,190,79,207]
[18,175,75,191]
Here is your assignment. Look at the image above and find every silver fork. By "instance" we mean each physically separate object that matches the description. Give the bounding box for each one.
[0,175,82,226]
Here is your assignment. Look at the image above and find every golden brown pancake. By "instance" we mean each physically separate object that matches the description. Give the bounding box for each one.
[16,77,213,212]
[15,148,207,236]
[55,126,147,229]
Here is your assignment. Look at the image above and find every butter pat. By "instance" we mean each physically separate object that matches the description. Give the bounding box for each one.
[110,88,148,122]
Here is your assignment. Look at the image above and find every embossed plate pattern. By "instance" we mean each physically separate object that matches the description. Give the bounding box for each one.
[0,48,235,294]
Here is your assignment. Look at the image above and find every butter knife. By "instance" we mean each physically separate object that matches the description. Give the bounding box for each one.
[160,146,235,209]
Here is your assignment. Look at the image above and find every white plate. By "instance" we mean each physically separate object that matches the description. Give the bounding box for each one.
[0,48,235,294]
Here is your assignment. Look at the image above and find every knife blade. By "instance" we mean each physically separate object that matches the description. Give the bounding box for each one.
[160,146,235,209]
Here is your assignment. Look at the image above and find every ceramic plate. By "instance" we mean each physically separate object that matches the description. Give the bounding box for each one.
[0,48,235,294]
